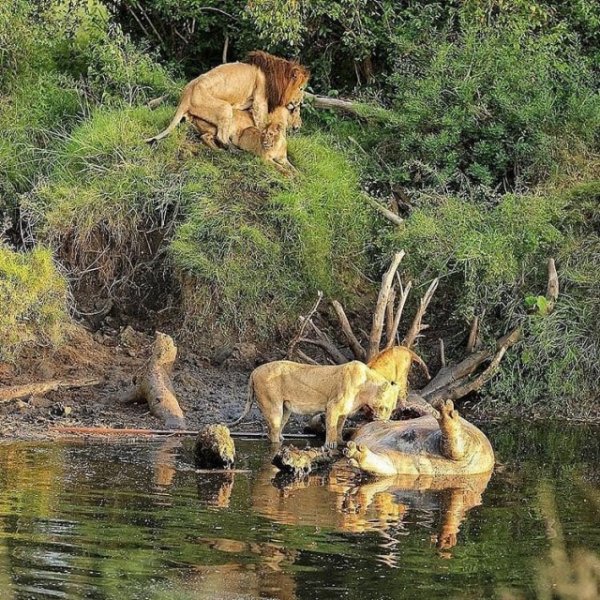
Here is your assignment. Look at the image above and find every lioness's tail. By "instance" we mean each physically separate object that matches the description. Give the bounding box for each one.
[145,101,188,144]
[229,373,255,427]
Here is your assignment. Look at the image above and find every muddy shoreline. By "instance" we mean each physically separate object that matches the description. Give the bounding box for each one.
[1,326,598,441]
[0,325,311,441]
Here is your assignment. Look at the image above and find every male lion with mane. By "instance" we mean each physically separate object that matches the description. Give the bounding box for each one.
[145,51,309,148]
[230,361,398,447]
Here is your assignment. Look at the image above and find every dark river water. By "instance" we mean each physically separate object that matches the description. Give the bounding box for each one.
[0,422,598,600]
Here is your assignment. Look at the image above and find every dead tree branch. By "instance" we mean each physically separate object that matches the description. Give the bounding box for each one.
[365,197,404,225]
[385,279,412,350]
[120,332,186,429]
[296,350,320,365]
[0,378,102,403]
[331,300,366,360]
[385,287,397,346]
[467,316,479,353]
[308,320,348,364]
[403,278,439,348]
[422,328,521,404]
[368,251,405,360]
[287,291,323,359]
[305,93,361,115]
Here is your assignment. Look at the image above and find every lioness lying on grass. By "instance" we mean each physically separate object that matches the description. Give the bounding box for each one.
[190,104,300,175]
[230,360,398,447]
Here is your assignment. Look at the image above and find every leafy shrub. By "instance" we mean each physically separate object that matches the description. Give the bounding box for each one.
[0,245,68,360]
[390,194,563,318]
[388,176,599,410]
[0,72,81,197]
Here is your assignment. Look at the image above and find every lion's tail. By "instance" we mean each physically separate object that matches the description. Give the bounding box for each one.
[145,99,188,144]
[229,373,255,427]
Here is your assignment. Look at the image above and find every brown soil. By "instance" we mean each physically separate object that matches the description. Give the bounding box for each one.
[0,325,307,440]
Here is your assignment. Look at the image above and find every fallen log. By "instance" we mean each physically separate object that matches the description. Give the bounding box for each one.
[51,426,317,438]
[119,332,186,429]
[305,93,360,115]
[0,377,102,403]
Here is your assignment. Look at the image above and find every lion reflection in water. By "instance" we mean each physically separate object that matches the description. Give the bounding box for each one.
[252,453,491,553]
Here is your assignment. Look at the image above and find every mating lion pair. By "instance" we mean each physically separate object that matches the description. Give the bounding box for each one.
[146,51,309,175]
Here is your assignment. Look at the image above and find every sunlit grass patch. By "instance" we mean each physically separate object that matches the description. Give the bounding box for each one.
[27,107,375,350]
[0,245,68,360]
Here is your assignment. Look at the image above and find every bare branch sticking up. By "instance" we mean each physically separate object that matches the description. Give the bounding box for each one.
[120,332,186,429]
[331,300,366,360]
[439,338,446,368]
[385,279,412,350]
[287,291,323,359]
[403,278,439,348]
[308,320,348,364]
[467,316,479,353]
[298,338,346,364]
[385,286,397,346]
[368,251,406,360]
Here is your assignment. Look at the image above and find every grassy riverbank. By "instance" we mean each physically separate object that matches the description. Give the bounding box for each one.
[1,0,598,417]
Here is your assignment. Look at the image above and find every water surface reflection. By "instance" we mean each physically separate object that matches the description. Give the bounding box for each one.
[0,421,598,600]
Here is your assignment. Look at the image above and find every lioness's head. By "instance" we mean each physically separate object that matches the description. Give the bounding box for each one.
[369,381,396,421]
[286,103,302,131]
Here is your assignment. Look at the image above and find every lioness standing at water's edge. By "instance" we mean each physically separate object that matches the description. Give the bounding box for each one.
[230,361,398,447]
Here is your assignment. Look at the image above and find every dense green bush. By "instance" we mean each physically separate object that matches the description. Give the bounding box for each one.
[0,245,69,360]
[388,175,599,410]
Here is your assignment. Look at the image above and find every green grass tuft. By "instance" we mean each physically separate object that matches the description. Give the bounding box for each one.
[0,245,68,361]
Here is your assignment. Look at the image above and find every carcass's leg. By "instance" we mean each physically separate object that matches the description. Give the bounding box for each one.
[436,399,467,460]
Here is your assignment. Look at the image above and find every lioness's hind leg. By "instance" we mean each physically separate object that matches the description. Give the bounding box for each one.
[261,402,284,444]
[188,100,235,148]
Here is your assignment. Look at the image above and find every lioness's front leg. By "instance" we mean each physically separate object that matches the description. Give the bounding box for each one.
[325,405,342,449]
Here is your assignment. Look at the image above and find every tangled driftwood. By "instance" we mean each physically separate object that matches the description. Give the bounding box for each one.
[287,251,560,414]
[120,332,186,429]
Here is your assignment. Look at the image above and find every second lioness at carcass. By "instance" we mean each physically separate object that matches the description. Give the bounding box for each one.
[230,360,399,447]
[190,104,300,175]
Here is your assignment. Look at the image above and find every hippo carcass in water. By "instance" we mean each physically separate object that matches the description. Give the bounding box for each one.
[345,399,494,477]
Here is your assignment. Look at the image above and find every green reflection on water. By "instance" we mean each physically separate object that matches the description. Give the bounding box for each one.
[0,421,598,600]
